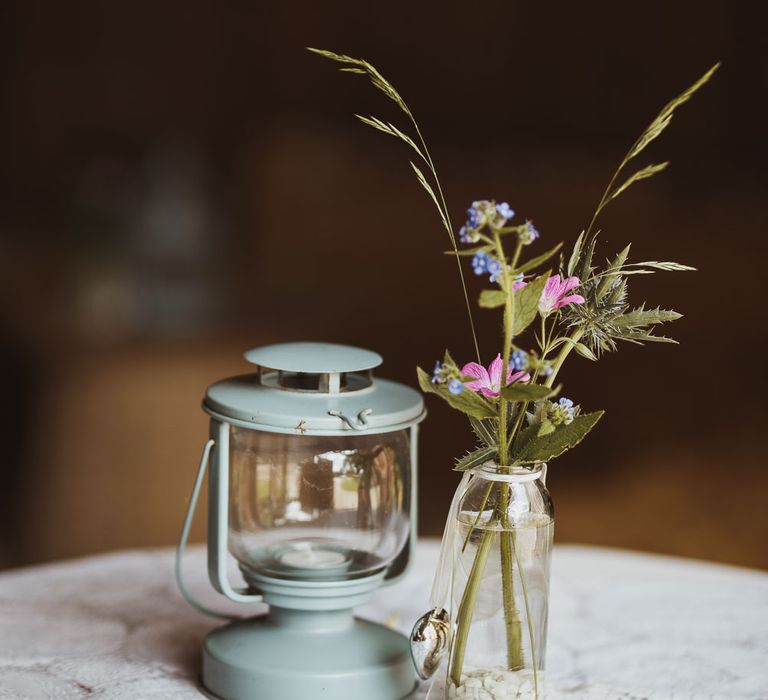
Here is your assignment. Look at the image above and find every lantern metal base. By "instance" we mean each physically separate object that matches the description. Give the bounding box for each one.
[200,570,417,700]
[201,617,416,700]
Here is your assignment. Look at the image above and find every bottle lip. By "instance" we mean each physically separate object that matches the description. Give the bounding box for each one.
[471,462,546,482]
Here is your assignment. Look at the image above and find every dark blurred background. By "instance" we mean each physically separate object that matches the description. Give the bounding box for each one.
[1,1,766,570]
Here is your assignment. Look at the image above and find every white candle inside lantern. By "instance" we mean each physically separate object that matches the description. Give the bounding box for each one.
[279,545,347,569]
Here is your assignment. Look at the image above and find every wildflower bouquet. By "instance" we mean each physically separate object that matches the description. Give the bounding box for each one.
[310,47,717,699]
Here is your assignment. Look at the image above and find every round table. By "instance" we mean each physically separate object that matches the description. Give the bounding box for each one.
[0,542,765,699]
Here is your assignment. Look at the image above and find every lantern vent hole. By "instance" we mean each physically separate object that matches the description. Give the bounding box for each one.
[258,367,373,394]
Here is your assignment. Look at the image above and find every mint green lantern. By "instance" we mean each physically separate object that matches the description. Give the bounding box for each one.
[176,342,426,700]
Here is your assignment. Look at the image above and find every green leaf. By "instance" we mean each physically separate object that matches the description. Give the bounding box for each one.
[566,231,585,277]
[511,272,549,336]
[606,162,668,203]
[618,331,679,345]
[454,445,498,472]
[441,386,498,419]
[513,242,563,276]
[572,233,598,283]
[574,342,598,361]
[479,289,506,309]
[595,244,631,300]
[417,366,436,391]
[537,420,556,437]
[607,278,627,306]
[500,383,556,402]
[511,411,605,464]
[550,337,599,361]
[613,304,682,329]
[468,416,498,448]
[417,367,497,420]
[442,349,458,367]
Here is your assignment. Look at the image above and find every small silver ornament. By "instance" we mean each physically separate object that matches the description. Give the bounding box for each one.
[409,607,450,680]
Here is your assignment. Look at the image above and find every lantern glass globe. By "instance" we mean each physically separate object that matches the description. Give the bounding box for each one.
[228,427,412,581]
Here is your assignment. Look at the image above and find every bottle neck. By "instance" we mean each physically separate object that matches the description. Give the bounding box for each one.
[473,462,546,483]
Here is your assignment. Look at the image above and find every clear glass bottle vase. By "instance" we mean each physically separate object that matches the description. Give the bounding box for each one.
[428,463,553,700]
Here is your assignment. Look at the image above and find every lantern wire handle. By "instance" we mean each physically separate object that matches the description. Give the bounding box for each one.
[328,408,373,430]
[175,438,244,620]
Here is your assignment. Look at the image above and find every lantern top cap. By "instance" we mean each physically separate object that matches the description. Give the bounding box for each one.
[244,342,383,374]
[205,342,424,435]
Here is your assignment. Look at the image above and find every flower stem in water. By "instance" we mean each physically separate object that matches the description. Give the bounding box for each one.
[513,532,539,700]
[448,526,494,686]
[499,492,524,669]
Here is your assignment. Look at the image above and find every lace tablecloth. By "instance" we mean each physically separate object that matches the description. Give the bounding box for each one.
[1,542,766,699]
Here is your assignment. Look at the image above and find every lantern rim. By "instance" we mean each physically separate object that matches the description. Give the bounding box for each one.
[244,342,383,374]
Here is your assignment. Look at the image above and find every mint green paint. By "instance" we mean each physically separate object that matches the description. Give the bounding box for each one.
[204,342,425,436]
[201,616,416,699]
[244,342,383,373]
[176,343,425,698]
[200,569,417,699]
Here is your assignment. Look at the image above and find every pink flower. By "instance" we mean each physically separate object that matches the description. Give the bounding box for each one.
[538,275,585,316]
[461,354,531,398]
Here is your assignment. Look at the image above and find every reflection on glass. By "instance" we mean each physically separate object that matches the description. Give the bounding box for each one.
[228,428,411,581]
